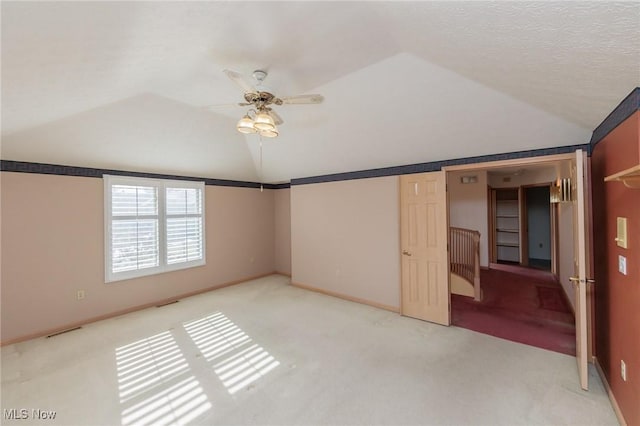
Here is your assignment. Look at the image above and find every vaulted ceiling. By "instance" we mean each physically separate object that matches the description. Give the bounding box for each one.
[2,2,638,183]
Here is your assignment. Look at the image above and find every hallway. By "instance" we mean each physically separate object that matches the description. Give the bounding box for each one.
[451,268,576,355]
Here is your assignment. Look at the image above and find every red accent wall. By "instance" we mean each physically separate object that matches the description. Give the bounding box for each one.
[591,111,640,425]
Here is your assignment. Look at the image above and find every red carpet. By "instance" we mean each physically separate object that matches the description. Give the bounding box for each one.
[537,286,569,312]
[451,268,576,356]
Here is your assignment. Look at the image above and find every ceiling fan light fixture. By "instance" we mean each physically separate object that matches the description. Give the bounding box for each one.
[236,114,257,134]
[253,112,276,131]
[259,127,279,138]
[223,69,325,139]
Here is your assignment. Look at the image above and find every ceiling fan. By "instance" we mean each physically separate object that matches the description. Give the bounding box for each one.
[215,69,324,138]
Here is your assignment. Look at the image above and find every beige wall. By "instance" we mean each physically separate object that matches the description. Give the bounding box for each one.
[448,170,489,267]
[274,188,291,275]
[0,172,275,343]
[291,176,400,309]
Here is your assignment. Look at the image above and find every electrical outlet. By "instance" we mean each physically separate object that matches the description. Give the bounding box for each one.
[76,290,85,300]
[621,360,627,381]
[619,255,627,275]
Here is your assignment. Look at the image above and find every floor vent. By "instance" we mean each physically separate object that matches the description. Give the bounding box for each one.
[46,327,82,338]
[156,300,179,308]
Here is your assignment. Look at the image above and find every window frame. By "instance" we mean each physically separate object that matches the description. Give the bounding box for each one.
[104,175,206,283]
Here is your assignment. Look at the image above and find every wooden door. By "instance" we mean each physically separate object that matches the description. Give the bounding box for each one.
[572,149,590,390]
[400,172,450,325]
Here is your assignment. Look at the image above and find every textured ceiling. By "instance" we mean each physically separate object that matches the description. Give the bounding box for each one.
[2,1,638,183]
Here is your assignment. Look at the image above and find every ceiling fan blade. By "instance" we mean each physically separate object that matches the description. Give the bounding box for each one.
[203,102,251,110]
[223,69,256,94]
[268,109,284,125]
[277,94,324,105]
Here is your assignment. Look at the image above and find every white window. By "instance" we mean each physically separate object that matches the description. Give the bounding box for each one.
[104,175,205,282]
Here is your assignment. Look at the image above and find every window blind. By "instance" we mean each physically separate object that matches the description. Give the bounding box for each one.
[111,185,160,273]
[104,176,205,282]
[166,187,204,265]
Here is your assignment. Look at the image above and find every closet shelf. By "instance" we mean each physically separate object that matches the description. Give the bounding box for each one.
[604,164,640,189]
[493,188,521,263]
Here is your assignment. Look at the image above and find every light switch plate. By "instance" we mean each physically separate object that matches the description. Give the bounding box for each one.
[618,255,627,275]
[616,217,628,248]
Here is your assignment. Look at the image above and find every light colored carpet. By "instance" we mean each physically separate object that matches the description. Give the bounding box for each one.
[1,275,617,425]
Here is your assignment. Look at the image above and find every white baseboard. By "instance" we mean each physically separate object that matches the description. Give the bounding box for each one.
[594,357,628,426]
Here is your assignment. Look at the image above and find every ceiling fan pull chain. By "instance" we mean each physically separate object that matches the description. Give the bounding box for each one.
[259,137,264,193]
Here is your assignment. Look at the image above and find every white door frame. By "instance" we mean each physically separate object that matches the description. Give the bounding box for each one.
[443,151,593,382]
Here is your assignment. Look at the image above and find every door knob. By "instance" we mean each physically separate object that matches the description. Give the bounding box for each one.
[402,250,412,256]
[569,276,596,284]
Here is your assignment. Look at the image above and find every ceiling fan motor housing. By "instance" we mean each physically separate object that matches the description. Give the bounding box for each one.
[244,91,277,107]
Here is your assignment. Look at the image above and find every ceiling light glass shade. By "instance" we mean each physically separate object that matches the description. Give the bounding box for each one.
[253,112,276,131]
[259,127,279,138]
[236,115,257,134]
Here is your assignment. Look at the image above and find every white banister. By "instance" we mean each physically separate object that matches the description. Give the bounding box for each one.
[450,227,482,301]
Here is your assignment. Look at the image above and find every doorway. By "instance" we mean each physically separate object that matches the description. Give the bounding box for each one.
[489,182,559,278]
[443,150,592,389]
[523,185,552,271]
[461,180,573,356]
